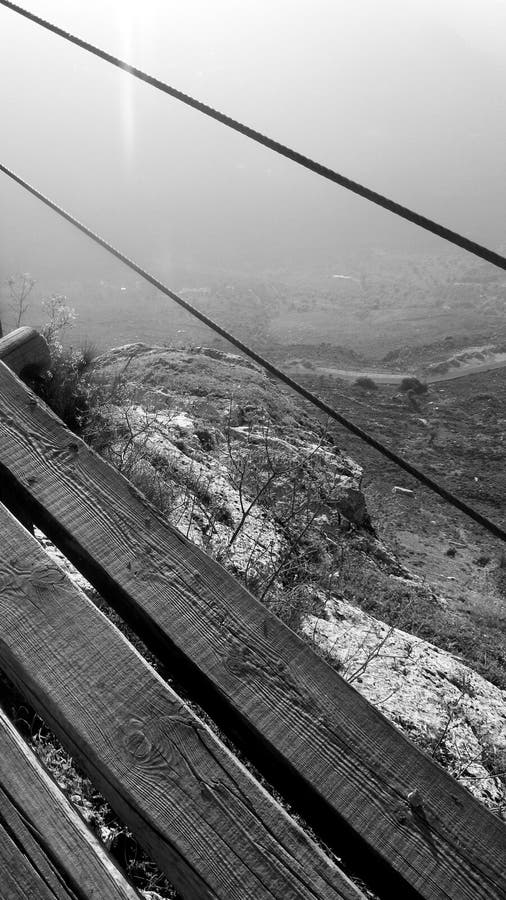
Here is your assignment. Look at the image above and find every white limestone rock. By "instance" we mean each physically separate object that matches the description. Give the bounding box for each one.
[304,597,506,814]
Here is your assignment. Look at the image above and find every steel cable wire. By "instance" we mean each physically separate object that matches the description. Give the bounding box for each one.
[1,0,506,272]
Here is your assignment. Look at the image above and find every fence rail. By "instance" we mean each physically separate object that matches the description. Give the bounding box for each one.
[0,501,359,900]
[0,707,140,900]
[0,330,505,900]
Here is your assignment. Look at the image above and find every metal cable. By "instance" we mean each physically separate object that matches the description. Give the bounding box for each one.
[1,0,506,272]
[1,161,505,543]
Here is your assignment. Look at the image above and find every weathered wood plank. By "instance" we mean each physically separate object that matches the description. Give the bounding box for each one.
[0,326,50,376]
[0,359,504,899]
[0,824,69,900]
[0,707,141,900]
[0,502,364,900]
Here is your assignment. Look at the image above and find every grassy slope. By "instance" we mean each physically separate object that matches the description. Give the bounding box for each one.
[291,367,506,689]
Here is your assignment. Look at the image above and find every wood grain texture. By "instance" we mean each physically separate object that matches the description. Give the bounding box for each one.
[0,503,363,900]
[0,326,50,376]
[0,824,69,900]
[0,359,505,899]
[0,708,141,900]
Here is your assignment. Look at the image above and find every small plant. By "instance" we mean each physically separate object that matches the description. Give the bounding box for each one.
[40,294,76,344]
[8,290,98,433]
[4,278,97,433]
[33,296,97,431]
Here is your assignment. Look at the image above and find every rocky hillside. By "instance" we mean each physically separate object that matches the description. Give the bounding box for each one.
[62,342,505,817]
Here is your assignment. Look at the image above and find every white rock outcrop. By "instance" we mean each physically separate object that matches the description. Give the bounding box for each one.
[304,598,506,814]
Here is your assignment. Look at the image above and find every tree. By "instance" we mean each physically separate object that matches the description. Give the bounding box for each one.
[400,377,427,395]
[354,376,377,391]
[7,272,35,328]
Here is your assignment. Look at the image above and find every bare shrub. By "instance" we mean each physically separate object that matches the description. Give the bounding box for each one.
[34,296,97,431]
[7,272,35,328]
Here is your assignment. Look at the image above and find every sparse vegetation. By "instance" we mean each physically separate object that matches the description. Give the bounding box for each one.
[15,291,98,432]
[335,546,506,690]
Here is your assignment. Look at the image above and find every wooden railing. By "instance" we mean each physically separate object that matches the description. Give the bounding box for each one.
[0,328,504,900]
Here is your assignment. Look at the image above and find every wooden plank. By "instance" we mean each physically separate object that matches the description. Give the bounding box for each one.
[0,707,142,900]
[0,359,504,900]
[0,326,50,376]
[0,502,364,900]
[0,824,68,900]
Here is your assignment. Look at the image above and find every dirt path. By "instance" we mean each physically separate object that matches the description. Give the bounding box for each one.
[286,350,506,385]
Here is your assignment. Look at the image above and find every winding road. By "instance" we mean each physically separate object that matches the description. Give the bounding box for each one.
[289,348,506,386]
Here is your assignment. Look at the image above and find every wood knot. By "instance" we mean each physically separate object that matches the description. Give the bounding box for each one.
[225,651,249,678]
[124,728,152,763]
[200,784,215,804]
[51,443,79,464]
[407,789,423,810]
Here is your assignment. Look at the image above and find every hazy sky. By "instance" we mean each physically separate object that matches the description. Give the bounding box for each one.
[1,0,505,281]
